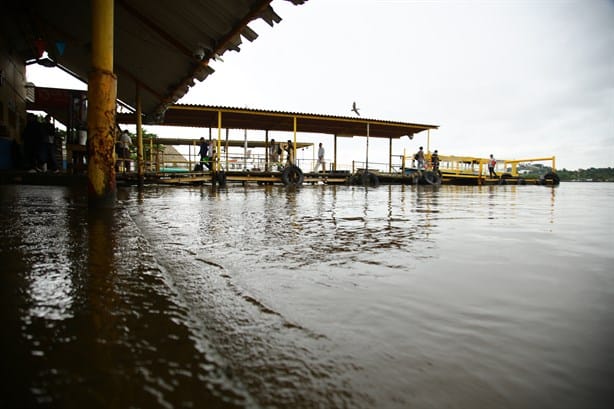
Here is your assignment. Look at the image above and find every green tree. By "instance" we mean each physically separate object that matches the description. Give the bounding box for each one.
[127,129,165,170]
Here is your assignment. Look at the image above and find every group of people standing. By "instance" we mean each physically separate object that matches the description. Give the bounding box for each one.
[268,139,326,172]
[413,146,498,178]
[195,138,325,173]
[22,113,135,173]
[268,139,299,170]
[413,146,439,172]
[22,113,60,172]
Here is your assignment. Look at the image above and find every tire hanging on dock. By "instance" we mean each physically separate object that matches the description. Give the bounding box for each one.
[403,172,418,185]
[540,172,560,186]
[422,170,441,186]
[215,170,227,187]
[361,171,379,187]
[499,173,512,185]
[281,165,304,186]
[347,174,361,185]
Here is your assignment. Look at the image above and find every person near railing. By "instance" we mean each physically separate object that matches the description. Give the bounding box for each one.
[198,137,211,170]
[285,140,294,166]
[268,139,281,171]
[313,142,326,172]
[415,146,425,169]
[431,150,440,172]
[115,130,132,172]
[488,154,497,178]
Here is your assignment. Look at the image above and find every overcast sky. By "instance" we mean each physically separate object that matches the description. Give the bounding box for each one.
[28,0,613,170]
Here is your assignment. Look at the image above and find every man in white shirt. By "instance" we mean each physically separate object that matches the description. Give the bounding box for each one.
[119,130,132,172]
[314,143,326,172]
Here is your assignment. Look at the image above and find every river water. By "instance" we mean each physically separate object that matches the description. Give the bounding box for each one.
[1,182,612,409]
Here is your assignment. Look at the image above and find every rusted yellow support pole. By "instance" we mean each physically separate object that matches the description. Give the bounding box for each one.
[293,116,297,164]
[388,137,393,173]
[136,85,144,185]
[333,134,337,171]
[427,129,431,153]
[225,128,229,169]
[265,130,269,170]
[87,0,117,205]
[366,122,370,171]
[552,156,556,172]
[217,110,222,173]
[191,140,196,169]
[403,149,406,168]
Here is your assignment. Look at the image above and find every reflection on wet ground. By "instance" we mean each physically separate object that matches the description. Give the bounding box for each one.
[1,183,613,408]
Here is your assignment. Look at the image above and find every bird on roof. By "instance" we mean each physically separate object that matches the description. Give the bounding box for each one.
[351,101,360,116]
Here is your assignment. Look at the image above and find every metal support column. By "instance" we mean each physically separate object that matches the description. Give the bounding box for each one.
[334,135,337,171]
[388,137,393,173]
[136,85,144,186]
[293,116,297,165]
[265,130,269,170]
[427,129,431,153]
[365,122,370,172]
[87,0,117,205]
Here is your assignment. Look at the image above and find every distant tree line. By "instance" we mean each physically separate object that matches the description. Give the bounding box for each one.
[556,168,614,182]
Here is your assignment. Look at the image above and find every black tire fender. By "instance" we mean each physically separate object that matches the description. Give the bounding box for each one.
[361,171,380,187]
[281,165,304,186]
[423,170,442,186]
[541,172,560,185]
[215,170,227,186]
[499,173,512,185]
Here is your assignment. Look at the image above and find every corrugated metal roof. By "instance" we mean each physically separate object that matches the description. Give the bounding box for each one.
[2,0,306,121]
[118,104,439,139]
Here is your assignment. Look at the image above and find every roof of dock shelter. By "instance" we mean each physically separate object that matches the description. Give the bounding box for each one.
[3,0,306,121]
[117,104,439,139]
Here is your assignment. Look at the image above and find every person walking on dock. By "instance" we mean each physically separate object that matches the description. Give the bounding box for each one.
[488,154,497,178]
[431,149,440,172]
[285,140,294,166]
[269,139,280,170]
[119,130,132,172]
[198,137,211,170]
[416,146,425,170]
[313,142,325,172]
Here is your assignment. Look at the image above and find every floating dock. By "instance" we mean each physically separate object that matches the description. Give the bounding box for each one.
[17,93,560,188]
[113,153,560,188]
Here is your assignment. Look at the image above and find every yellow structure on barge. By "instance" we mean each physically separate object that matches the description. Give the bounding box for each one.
[383,153,560,186]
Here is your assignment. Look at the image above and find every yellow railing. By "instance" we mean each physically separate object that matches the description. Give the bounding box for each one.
[418,154,557,177]
[504,156,557,175]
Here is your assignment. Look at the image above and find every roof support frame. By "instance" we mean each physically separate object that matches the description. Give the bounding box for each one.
[155,0,276,117]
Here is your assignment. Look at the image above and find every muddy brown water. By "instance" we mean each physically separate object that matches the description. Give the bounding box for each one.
[1,183,612,408]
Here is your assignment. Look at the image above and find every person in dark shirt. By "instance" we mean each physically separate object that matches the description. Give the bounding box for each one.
[41,115,58,172]
[431,150,440,172]
[22,113,43,171]
[198,137,211,170]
